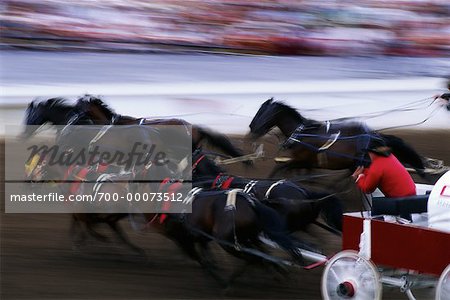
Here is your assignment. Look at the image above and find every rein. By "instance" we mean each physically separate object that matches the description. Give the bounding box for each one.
[192,153,206,172]
[331,96,438,122]
[377,104,444,132]
[328,96,445,132]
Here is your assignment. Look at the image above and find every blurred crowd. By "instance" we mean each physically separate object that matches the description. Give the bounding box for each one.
[1,0,450,56]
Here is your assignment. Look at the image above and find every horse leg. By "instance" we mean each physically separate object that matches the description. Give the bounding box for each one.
[212,219,255,286]
[253,201,305,265]
[223,241,287,287]
[171,235,228,287]
[70,215,87,250]
[251,238,290,282]
[198,241,218,269]
[213,224,275,287]
[71,216,109,249]
[85,222,109,243]
[107,220,146,257]
[71,213,109,243]
[196,241,228,288]
[258,229,305,265]
[226,261,250,287]
[164,218,202,262]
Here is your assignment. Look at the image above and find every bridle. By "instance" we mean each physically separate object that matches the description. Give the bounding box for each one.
[251,103,298,137]
[192,148,206,173]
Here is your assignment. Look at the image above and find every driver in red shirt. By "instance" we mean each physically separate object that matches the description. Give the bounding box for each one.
[351,138,416,198]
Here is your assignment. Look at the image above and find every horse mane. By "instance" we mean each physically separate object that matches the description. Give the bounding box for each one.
[25,97,73,115]
[273,100,321,126]
[76,95,116,119]
[273,101,305,120]
[40,97,72,109]
[24,97,74,126]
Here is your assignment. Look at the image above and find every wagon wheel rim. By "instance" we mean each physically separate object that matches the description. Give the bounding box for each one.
[436,264,450,300]
[321,250,382,300]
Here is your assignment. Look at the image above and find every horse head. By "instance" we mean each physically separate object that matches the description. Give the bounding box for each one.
[248,98,276,138]
[249,98,303,139]
[23,98,62,138]
[76,95,116,124]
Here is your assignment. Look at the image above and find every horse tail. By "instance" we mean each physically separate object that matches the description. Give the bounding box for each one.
[249,196,305,263]
[307,192,343,232]
[251,196,286,231]
[250,196,297,248]
[195,126,246,159]
[378,133,426,178]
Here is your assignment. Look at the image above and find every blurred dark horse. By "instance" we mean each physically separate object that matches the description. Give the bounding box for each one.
[191,148,343,232]
[25,151,145,256]
[249,99,426,178]
[22,99,167,258]
[23,97,249,161]
[22,98,93,138]
[75,95,248,158]
[23,98,166,172]
[137,186,306,286]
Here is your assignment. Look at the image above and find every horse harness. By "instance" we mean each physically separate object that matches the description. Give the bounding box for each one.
[212,174,234,189]
[65,165,129,195]
[154,178,203,224]
[213,175,286,201]
[283,121,341,152]
[283,121,374,167]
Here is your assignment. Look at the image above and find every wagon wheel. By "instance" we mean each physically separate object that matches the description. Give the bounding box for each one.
[321,250,382,300]
[436,264,450,300]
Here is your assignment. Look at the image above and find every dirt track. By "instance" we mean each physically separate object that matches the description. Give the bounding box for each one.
[1,129,448,300]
